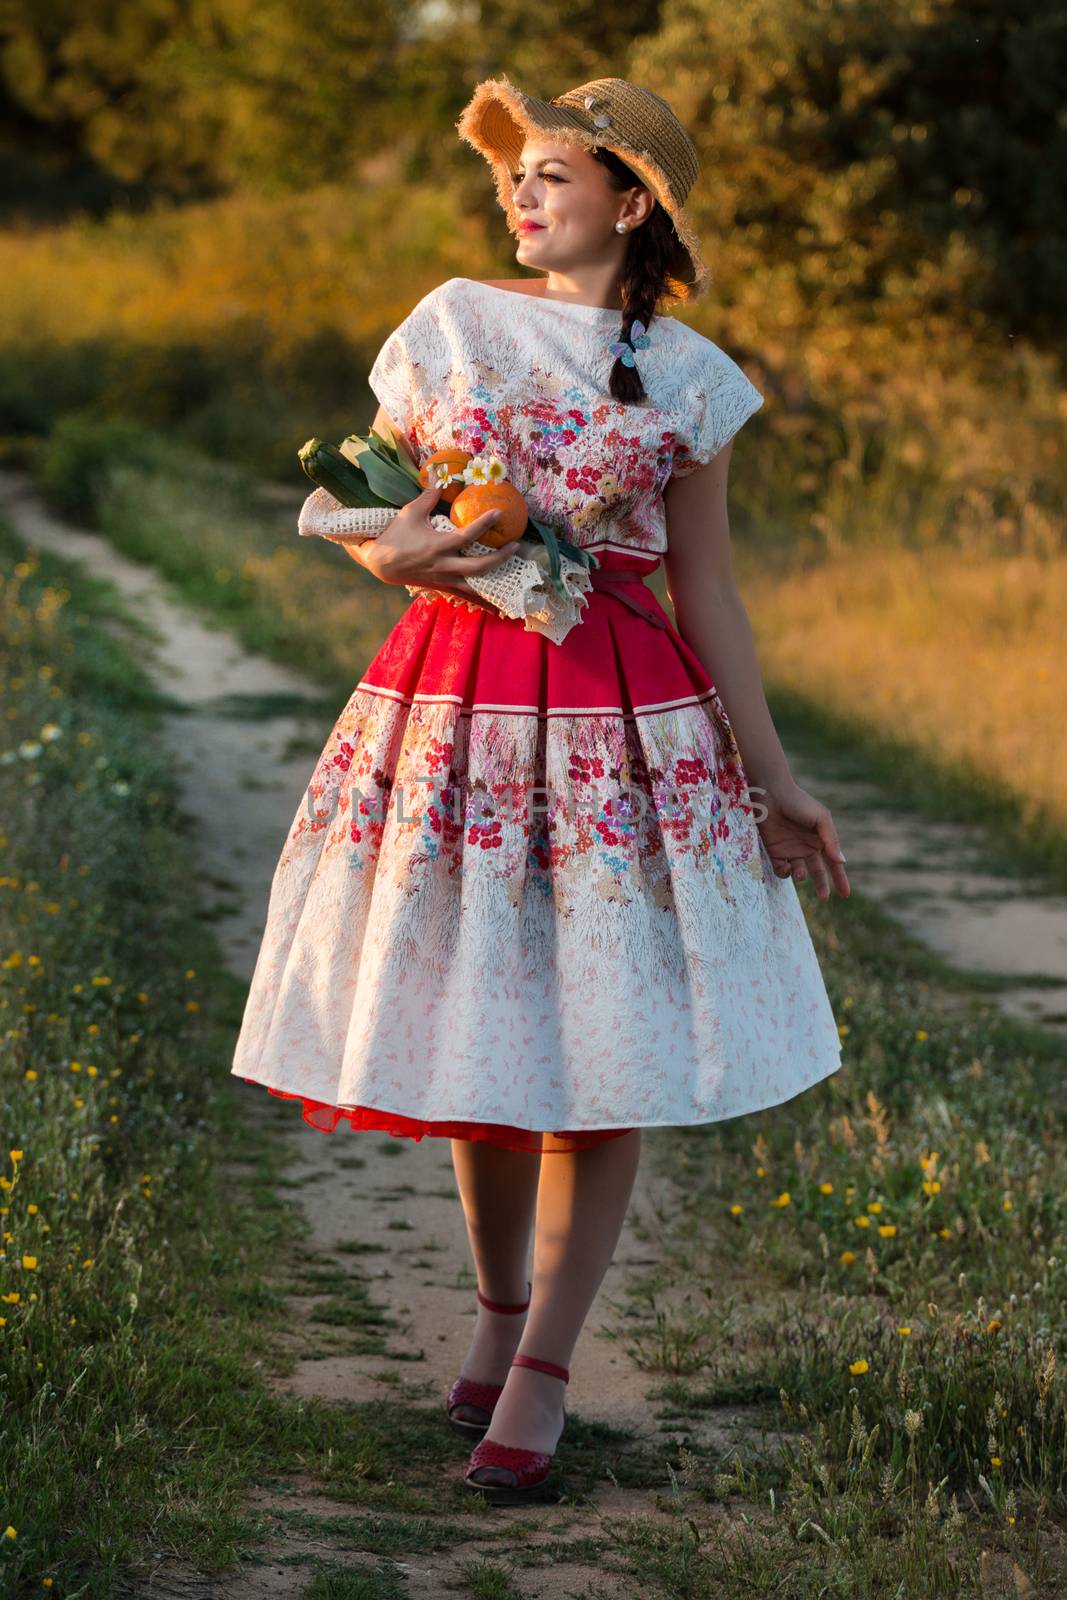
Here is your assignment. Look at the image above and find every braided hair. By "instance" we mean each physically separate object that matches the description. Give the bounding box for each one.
[591,147,699,404]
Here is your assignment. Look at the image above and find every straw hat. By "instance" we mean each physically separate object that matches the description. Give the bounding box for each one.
[455,75,710,302]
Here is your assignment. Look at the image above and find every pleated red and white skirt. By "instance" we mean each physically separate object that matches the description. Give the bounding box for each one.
[231,550,843,1154]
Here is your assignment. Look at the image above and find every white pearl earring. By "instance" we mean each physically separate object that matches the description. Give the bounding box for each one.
[615,222,627,233]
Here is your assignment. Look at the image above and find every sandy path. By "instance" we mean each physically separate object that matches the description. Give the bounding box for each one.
[4,462,1065,1593]
[781,755,1067,1035]
[0,469,708,1595]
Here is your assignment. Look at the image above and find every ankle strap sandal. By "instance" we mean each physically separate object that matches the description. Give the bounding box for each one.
[463,1353,570,1503]
[446,1279,532,1438]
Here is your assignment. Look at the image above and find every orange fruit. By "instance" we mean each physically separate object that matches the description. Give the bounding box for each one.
[449,481,528,547]
[418,448,472,502]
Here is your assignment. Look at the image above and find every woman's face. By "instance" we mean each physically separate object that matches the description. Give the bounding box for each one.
[508,137,652,275]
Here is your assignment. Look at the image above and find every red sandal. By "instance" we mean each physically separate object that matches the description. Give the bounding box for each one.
[445,1280,532,1439]
[462,1353,570,1504]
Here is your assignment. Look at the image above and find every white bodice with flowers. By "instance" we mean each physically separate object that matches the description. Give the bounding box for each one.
[367,277,765,561]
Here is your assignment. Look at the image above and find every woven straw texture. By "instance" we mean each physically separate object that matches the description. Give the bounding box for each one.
[455,74,710,301]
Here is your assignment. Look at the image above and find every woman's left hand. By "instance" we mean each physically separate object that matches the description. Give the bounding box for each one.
[751,779,850,901]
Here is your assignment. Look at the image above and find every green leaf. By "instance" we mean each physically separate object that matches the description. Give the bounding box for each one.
[341,434,422,505]
[526,514,601,595]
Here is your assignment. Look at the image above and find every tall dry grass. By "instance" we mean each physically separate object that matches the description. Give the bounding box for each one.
[737,547,1067,834]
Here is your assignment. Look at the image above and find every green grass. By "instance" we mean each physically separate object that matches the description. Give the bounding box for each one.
[0,524,520,1590]
[620,883,1067,1593]
[7,434,1067,1591]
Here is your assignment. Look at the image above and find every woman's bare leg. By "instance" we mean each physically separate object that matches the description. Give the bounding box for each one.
[473,1128,643,1477]
[449,1138,542,1412]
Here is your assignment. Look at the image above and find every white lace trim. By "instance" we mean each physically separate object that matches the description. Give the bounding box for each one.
[298,487,395,541]
[299,490,594,644]
[412,528,593,646]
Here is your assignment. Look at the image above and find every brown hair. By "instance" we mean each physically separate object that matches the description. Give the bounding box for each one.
[592,146,701,404]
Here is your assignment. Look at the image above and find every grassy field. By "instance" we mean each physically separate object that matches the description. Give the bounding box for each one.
[3,175,1066,1592]
[3,496,1066,1592]
[627,885,1067,1594]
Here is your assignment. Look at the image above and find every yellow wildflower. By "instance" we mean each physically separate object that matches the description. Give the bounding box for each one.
[854,1215,871,1228]
[878,1224,897,1237]
[728,1203,743,1216]
[772,1191,791,1208]
[840,1250,856,1265]
[849,1359,869,1375]
[897,1326,912,1337]
[818,1182,834,1195]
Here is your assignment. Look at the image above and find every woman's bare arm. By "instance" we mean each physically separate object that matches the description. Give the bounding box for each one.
[663,447,849,899]
[662,442,794,794]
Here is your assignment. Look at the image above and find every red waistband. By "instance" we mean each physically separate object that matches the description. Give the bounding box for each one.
[585,569,667,628]
[587,569,650,587]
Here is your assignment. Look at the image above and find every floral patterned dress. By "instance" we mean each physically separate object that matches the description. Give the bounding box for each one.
[230,277,843,1153]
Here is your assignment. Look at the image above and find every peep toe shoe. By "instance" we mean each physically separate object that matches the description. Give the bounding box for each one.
[445,1279,532,1439]
[463,1353,569,1504]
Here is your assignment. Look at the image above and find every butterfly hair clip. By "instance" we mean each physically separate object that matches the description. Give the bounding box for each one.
[608,319,652,369]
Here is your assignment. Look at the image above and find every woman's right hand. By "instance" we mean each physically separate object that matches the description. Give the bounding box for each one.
[351,485,515,605]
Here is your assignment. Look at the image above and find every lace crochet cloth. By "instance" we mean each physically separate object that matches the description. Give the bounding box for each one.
[298,487,593,646]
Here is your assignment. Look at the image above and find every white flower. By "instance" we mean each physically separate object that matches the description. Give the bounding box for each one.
[18,741,42,760]
[39,723,63,742]
[463,459,488,485]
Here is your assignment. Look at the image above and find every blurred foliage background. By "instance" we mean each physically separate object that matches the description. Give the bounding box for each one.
[1,0,1063,477]
[0,0,1064,829]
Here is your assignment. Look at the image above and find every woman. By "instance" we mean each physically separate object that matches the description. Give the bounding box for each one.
[231,74,850,1503]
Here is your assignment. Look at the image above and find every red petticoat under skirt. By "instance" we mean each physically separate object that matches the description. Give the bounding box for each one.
[240,1080,633,1154]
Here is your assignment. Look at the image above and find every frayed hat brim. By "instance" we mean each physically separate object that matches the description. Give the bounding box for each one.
[455,75,711,302]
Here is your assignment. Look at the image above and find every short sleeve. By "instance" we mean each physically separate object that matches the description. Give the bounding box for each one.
[669,341,764,478]
[365,283,454,450]
[367,315,420,443]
